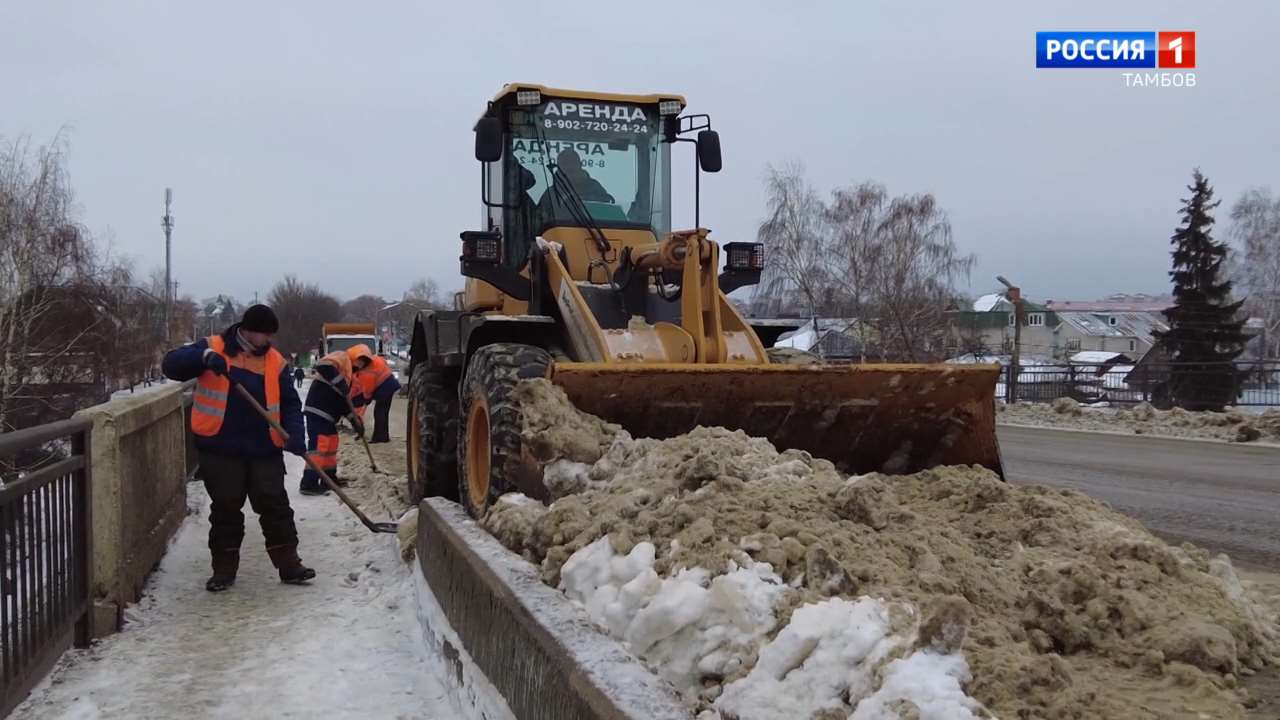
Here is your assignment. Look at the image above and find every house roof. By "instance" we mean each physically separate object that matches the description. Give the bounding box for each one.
[971,293,1050,313]
[1056,311,1167,341]
[1045,294,1173,312]
[1069,350,1130,364]
[775,318,864,353]
[972,293,1007,312]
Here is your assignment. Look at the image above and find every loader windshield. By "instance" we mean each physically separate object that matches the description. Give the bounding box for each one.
[506,100,671,238]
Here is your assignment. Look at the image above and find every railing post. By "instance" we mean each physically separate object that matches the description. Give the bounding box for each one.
[72,426,92,648]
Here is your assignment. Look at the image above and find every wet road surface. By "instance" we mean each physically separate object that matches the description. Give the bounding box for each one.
[998,425,1280,569]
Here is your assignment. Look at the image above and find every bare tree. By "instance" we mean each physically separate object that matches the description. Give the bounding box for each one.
[754,163,836,328]
[827,183,889,360]
[376,279,452,346]
[404,278,446,309]
[341,294,387,323]
[863,191,973,361]
[0,134,115,429]
[1230,188,1280,358]
[266,275,342,358]
[753,166,974,362]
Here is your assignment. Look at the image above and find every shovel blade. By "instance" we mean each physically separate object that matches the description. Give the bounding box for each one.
[551,361,1003,477]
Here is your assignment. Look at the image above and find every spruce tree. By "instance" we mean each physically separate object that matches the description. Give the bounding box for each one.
[1155,170,1248,411]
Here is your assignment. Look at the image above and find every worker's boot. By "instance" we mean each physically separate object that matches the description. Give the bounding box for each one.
[206,549,239,592]
[267,544,316,585]
[299,467,330,495]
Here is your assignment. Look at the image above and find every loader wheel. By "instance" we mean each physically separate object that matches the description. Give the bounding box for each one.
[457,343,552,518]
[407,364,458,503]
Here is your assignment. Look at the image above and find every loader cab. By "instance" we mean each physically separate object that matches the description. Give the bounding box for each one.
[475,86,683,270]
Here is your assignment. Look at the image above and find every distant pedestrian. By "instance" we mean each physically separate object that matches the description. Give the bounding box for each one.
[347,344,401,444]
[161,304,315,592]
[294,365,305,388]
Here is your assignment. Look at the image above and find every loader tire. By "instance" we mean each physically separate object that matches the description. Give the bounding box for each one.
[457,343,552,518]
[407,364,459,503]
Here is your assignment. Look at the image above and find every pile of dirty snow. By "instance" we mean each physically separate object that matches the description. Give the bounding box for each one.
[482,379,1278,720]
[1001,398,1280,443]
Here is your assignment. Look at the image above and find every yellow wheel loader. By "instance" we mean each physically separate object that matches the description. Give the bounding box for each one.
[406,84,1003,516]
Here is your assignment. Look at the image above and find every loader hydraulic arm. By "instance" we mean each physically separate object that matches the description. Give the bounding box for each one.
[633,230,730,363]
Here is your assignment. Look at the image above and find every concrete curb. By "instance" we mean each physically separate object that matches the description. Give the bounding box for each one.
[417,497,689,720]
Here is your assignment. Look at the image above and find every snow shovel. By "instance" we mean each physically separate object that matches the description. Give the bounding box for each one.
[229,380,397,534]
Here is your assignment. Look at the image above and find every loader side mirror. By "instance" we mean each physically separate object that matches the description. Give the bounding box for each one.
[475,117,503,162]
[696,130,721,173]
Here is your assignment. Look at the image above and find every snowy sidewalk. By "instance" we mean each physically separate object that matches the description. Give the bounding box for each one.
[11,449,457,720]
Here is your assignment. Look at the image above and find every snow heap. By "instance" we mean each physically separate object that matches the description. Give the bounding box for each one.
[557,536,984,720]
[483,379,1279,720]
[1001,399,1280,443]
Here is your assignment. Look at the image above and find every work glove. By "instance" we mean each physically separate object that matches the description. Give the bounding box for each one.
[202,349,228,377]
[284,434,308,458]
[350,416,366,437]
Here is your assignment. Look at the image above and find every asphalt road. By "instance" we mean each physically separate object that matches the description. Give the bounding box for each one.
[998,425,1280,569]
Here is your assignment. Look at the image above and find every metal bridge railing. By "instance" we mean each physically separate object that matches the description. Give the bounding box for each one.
[0,418,93,717]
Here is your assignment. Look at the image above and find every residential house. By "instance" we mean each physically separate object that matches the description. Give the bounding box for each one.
[1052,311,1167,357]
[197,295,240,337]
[949,293,1172,362]
[947,293,1058,358]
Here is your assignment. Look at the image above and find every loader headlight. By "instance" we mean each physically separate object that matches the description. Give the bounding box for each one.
[659,99,682,116]
[516,90,542,106]
[460,231,502,264]
[725,242,764,271]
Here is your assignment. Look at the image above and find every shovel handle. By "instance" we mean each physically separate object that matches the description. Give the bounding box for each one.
[341,385,380,473]
[228,380,395,534]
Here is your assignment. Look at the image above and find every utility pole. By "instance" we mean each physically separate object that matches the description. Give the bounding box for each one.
[162,188,175,344]
[997,275,1024,403]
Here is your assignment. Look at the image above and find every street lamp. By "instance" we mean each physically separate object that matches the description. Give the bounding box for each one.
[997,276,1024,403]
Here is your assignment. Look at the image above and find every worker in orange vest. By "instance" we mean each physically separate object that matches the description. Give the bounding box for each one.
[299,350,361,495]
[161,305,313,592]
[347,344,402,443]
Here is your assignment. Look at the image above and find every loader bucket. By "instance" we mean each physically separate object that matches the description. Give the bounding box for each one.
[550,362,1004,477]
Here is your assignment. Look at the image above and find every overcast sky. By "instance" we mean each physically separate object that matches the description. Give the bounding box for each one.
[3,1,1276,305]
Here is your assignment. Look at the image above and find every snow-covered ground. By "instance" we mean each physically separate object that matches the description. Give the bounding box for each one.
[11,451,461,720]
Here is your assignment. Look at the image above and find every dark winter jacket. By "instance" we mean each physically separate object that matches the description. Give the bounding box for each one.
[162,324,305,458]
[304,363,354,424]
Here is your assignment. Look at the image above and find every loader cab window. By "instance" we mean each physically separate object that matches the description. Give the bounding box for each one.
[504,100,671,245]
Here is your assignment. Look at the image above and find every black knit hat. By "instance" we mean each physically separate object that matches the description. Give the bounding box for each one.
[240,304,279,334]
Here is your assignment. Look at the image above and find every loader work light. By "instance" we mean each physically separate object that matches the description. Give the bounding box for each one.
[659,99,682,116]
[516,89,542,106]
[725,242,764,271]
[461,231,501,264]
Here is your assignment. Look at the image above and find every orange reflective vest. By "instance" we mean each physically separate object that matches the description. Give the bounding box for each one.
[361,356,393,396]
[347,345,392,399]
[314,351,354,389]
[190,335,285,448]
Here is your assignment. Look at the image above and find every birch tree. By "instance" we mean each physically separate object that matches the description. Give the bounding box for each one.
[1230,188,1280,358]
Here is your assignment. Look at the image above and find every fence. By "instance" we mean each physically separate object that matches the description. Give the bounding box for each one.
[1003,360,1280,407]
[0,418,93,718]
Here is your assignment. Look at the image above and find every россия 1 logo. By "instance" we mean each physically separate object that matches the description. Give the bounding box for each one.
[1036,31,1196,87]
